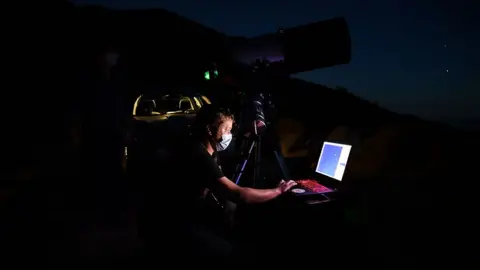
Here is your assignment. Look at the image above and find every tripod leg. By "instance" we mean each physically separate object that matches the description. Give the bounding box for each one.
[252,135,262,188]
[233,139,256,185]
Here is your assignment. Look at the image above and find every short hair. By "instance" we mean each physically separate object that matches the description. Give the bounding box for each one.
[190,104,234,139]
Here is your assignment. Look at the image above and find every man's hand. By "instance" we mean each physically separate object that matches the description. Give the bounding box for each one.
[276,180,297,194]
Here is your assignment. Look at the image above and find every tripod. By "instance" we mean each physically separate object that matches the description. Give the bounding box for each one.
[233,124,263,187]
[230,59,277,187]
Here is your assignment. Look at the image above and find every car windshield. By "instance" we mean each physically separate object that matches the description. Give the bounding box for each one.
[135,94,196,116]
[155,97,181,113]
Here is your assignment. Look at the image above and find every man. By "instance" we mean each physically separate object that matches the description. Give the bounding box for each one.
[153,104,296,261]
[184,104,295,206]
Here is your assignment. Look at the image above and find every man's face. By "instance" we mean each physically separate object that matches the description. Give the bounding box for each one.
[212,118,233,142]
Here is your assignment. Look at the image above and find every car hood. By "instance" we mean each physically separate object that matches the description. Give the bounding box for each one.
[133,112,195,123]
[133,113,196,133]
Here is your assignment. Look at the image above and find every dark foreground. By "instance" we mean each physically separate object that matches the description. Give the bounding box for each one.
[38,158,462,268]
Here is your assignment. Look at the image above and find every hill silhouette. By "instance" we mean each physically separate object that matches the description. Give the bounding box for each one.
[274,77,478,184]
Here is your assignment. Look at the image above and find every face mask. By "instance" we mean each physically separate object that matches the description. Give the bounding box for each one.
[216,134,233,151]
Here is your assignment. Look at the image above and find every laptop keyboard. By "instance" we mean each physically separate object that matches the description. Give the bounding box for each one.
[296,179,332,193]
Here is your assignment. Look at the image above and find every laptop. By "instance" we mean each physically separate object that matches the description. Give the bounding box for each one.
[274,141,352,199]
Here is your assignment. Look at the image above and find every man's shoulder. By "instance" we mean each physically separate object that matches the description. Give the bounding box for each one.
[178,142,209,158]
[172,143,204,174]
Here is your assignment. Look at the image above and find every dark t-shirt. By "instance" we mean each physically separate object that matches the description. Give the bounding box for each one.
[172,142,225,213]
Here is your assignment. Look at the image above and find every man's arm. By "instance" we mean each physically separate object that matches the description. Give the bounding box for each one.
[212,176,296,204]
[212,176,280,204]
[201,149,295,204]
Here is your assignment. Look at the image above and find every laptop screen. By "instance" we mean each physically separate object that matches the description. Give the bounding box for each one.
[315,142,352,181]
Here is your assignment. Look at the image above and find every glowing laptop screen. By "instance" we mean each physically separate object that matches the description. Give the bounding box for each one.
[315,142,352,181]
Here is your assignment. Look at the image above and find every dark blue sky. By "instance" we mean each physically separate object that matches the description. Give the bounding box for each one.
[72,0,479,122]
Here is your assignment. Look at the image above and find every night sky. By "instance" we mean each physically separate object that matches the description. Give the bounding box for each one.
[72,0,479,124]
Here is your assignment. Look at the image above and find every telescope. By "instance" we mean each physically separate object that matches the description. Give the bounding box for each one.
[74,6,351,86]
[226,17,351,76]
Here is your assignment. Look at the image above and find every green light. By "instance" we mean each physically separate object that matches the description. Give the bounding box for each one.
[204,71,210,80]
[214,70,218,77]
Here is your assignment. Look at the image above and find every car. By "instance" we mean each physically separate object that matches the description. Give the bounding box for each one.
[126,92,212,164]
[132,93,211,119]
